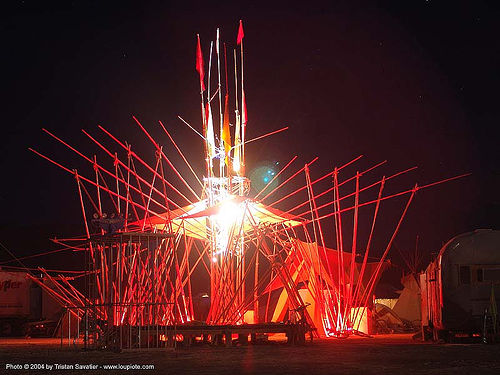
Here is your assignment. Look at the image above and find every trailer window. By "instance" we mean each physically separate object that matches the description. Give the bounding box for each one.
[477,268,484,283]
[484,268,500,282]
[459,265,471,285]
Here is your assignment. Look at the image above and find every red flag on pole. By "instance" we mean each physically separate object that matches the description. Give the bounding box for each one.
[196,34,205,91]
[237,20,244,45]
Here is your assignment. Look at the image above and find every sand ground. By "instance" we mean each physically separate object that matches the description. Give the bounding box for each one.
[1,334,499,374]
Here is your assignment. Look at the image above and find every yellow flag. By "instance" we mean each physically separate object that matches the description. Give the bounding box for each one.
[222,95,231,167]
[233,111,241,174]
[205,102,216,159]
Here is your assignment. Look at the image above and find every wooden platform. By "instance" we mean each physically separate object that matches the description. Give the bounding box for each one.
[124,322,314,347]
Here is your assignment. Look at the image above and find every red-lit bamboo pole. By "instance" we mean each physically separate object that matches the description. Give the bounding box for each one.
[29,148,167,222]
[75,171,104,305]
[187,238,211,275]
[27,273,87,320]
[131,116,200,201]
[124,147,132,229]
[150,240,175,322]
[126,156,149,227]
[212,229,236,322]
[42,128,138,213]
[210,207,248,322]
[196,33,210,184]
[183,235,195,319]
[172,248,189,323]
[211,205,250,323]
[59,275,87,306]
[216,28,224,178]
[355,184,418,331]
[78,179,101,217]
[247,221,301,324]
[237,126,289,150]
[351,176,385,322]
[360,190,416,304]
[176,235,193,305]
[285,160,389,215]
[304,164,336,320]
[92,126,188,208]
[240,21,246,173]
[294,166,418,218]
[40,269,86,315]
[75,172,91,239]
[95,167,120,214]
[157,233,185,321]
[114,153,121,214]
[114,157,207,237]
[261,234,314,328]
[306,172,471,225]
[208,253,227,323]
[94,155,103,218]
[264,266,275,321]
[211,205,244,323]
[294,225,326,320]
[0,244,86,265]
[41,127,171,217]
[211,249,232,323]
[155,154,173,234]
[214,232,259,323]
[141,148,162,230]
[254,236,260,323]
[159,120,203,189]
[228,261,276,324]
[345,172,360,324]
[333,167,348,332]
[291,166,418,222]
[259,157,319,203]
[267,155,363,209]
[230,212,250,322]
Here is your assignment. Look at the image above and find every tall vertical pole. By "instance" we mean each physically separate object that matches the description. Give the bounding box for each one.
[197,34,208,180]
[233,49,241,176]
[125,145,131,230]
[240,35,245,174]
[75,171,90,240]
[333,168,346,331]
[216,28,224,178]
[94,155,103,226]
[351,176,385,329]
[207,41,214,179]
[254,242,259,323]
[114,153,120,214]
[346,171,360,327]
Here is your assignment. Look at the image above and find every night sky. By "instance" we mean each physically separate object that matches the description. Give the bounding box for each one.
[1,1,499,273]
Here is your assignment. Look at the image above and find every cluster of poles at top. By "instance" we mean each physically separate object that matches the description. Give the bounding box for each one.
[196,20,247,179]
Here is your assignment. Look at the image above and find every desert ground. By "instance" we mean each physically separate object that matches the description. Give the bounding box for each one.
[1,334,499,375]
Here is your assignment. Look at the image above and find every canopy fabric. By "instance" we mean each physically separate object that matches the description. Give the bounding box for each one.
[145,197,303,240]
[267,238,388,293]
[270,238,389,330]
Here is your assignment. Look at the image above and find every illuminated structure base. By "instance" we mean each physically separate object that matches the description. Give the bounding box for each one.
[27,24,467,350]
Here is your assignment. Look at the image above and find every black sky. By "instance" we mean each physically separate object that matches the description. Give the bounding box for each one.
[1,1,499,271]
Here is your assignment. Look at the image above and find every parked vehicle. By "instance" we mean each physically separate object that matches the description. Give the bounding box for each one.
[420,229,500,341]
[0,269,61,337]
[24,319,59,337]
